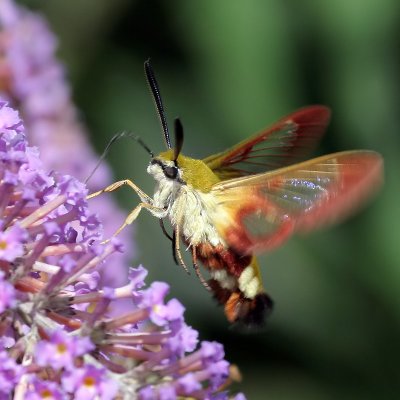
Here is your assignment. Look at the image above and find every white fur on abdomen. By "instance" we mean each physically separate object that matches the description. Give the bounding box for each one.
[169,186,224,247]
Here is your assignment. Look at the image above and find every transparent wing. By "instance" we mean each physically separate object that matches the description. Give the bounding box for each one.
[211,151,383,254]
[204,106,331,179]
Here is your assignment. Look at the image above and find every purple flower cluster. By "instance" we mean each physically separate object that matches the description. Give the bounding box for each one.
[0,0,133,288]
[0,102,243,398]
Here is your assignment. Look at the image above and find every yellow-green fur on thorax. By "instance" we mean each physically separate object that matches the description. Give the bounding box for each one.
[157,149,220,192]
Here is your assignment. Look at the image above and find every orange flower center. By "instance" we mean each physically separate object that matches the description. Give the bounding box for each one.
[56,343,67,354]
[40,389,52,398]
[83,376,96,387]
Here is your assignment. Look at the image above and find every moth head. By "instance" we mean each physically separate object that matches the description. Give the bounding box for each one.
[147,111,220,191]
[148,149,182,183]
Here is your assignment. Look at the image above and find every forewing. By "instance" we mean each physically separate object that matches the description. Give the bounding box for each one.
[211,151,383,254]
[204,106,331,179]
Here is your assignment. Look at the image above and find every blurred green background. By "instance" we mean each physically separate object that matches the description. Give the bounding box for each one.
[27,0,400,398]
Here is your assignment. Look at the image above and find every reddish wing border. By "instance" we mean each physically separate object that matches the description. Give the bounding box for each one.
[204,105,331,178]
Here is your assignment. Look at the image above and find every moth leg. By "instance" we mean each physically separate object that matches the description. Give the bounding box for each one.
[159,219,173,241]
[102,202,164,243]
[173,224,190,275]
[191,246,210,291]
[88,179,152,203]
[171,229,179,265]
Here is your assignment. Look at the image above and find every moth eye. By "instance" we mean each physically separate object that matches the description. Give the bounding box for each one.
[164,166,178,180]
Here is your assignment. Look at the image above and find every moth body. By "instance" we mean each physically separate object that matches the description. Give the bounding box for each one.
[148,151,271,324]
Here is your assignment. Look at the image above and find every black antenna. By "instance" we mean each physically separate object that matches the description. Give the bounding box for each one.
[85,131,153,185]
[173,118,184,162]
[144,59,171,149]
